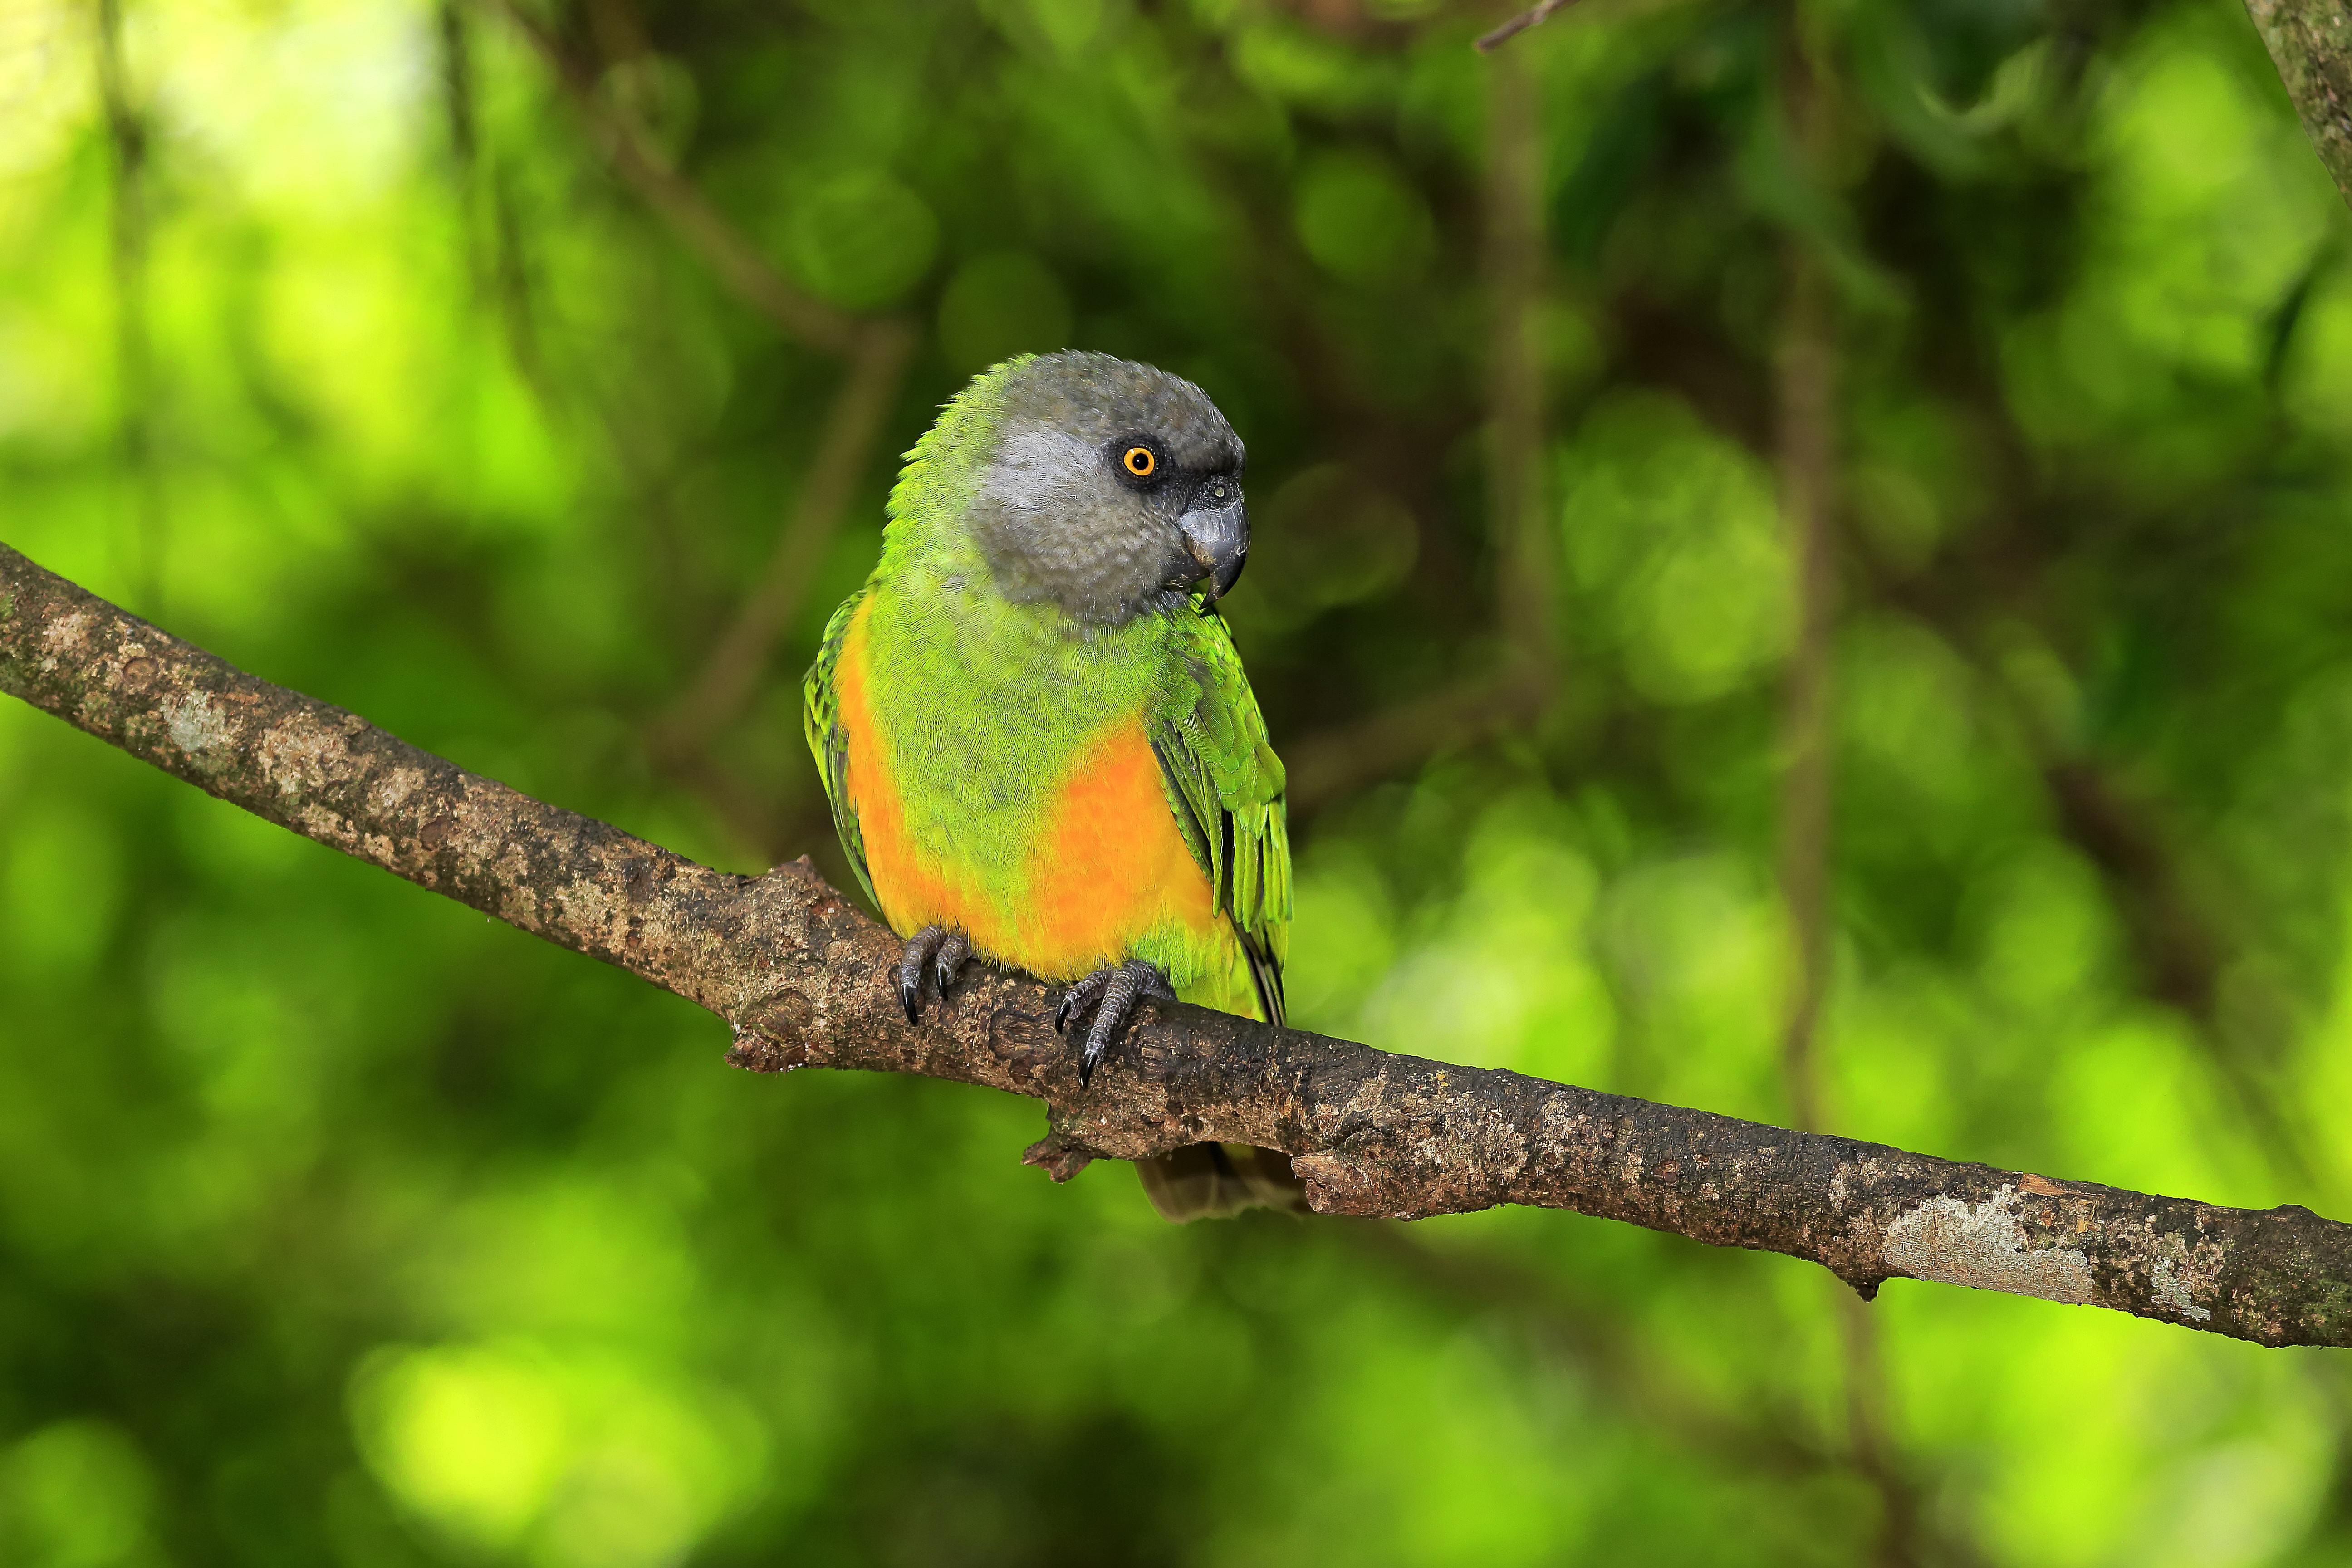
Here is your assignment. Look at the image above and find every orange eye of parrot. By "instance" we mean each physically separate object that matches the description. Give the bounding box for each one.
[1122,446,1157,478]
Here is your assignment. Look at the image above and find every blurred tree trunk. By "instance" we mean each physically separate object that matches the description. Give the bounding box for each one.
[2244,0,2352,208]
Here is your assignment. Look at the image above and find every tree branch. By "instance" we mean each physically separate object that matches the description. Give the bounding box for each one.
[2243,0,2352,211]
[1475,0,1587,54]
[4,541,2350,1348]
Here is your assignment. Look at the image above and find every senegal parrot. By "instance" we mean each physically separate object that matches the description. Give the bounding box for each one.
[802,351,1303,1221]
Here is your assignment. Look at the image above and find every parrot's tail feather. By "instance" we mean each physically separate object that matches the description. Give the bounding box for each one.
[1238,926,1285,1029]
[1136,1143,1308,1222]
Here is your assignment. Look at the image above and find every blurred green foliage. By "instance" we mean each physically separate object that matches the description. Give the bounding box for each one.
[4,0,2352,1561]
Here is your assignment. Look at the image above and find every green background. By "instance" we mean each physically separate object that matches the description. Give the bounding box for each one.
[3,0,2350,1561]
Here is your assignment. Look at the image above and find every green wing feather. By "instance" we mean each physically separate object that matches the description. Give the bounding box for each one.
[1151,603,1292,1025]
[802,588,878,908]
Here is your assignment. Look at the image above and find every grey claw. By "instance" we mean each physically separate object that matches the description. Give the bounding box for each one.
[897,926,950,1023]
[1054,968,1109,1037]
[934,931,970,997]
[1079,1005,1122,1084]
[1071,959,1167,1087]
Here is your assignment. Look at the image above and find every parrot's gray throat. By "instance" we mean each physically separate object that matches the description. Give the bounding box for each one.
[967,351,1248,627]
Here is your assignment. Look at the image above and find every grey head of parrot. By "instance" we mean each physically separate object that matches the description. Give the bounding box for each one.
[965,351,1248,627]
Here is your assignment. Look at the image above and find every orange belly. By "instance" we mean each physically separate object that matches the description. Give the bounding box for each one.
[836,602,1217,979]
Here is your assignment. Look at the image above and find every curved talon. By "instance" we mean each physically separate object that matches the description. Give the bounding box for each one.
[1071,959,1173,1087]
[933,931,970,997]
[897,926,951,1023]
[1054,969,1110,1036]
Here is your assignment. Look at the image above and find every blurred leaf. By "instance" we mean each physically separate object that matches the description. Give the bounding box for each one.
[1294,150,1437,288]
[0,1423,157,1568]
[784,168,940,309]
[937,250,1073,372]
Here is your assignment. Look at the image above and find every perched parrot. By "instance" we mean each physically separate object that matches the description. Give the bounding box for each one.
[802,351,1302,1221]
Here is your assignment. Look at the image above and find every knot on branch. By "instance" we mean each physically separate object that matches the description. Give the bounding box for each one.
[987,1005,1069,1090]
[1290,1152,1388,1217]
[725,988,816,1073]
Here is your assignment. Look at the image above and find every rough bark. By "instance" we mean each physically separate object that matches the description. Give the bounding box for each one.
[4,543,2350,1348]
[2245,0,2352,211]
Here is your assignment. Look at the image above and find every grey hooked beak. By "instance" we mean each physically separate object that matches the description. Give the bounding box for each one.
[1179,479,1248,603]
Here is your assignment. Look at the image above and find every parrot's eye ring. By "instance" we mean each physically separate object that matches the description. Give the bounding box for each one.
[1122,446,1158,479]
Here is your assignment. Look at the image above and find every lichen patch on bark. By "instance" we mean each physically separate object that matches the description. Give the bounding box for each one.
[1881,1184,2096,1305]
[162,691,230,757]
[2150,1255,2213,1322]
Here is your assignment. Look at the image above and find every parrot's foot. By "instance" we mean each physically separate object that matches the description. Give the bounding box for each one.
[896,926,971,1022]
[1054,959,1175,1086]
